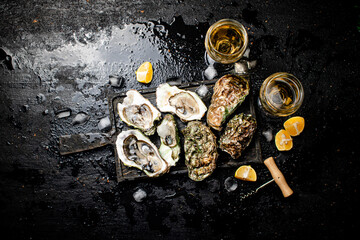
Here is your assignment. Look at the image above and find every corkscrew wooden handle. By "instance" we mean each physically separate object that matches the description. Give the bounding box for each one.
[264,157,293,198]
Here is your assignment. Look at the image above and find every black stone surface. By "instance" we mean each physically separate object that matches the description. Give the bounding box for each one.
[0,1,359,239]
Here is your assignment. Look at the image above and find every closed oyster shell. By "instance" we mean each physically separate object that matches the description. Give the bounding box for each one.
[116,129,169,177]
[219,113,257,159]
[207,74,250,131]
[182,121,218,181]
[157,114,181,167]
[156,83,207,122]
[118,89,161,135]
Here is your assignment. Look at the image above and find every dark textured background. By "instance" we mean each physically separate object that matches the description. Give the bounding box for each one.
[1,0,359,239]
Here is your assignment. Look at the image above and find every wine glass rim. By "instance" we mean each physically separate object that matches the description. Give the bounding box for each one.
[206,19,248,57]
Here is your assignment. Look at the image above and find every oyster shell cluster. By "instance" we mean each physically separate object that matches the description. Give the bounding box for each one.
[207,74,250,131]
[115,74,256,181]
[156,83,207,122]
[117,89,161,135]
[219,113,257,159]
[182,121,218,181]
[157,114,181,167]
[116,129,169,177]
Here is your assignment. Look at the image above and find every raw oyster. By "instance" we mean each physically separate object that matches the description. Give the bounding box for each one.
[219,113,257,159]
[116,129,169,177]
[207,74,250,131]
[118,89,161,135]
[157,114,181,167]
[182,121,218,181]
[156,83,207,122]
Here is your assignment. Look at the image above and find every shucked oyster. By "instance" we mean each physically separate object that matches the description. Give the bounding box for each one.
[116,129,169,177]
[182,121,218,181]
[156,83,207,122]
[207,74,250,131]
[219,113,257,159]
[118,89,161,135]
[157,114,181,167]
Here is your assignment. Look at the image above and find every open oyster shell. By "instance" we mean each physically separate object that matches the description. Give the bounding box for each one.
[157,114,181,167]
[156,83,207,122]
[117,89,161,135]
[219,113,257,159]
[207,74,250,131]
[182,121,218,181]
[116,129,169,177]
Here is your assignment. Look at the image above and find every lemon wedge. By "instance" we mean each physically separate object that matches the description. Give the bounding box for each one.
[234,165,257,182]
[136,61,153,84]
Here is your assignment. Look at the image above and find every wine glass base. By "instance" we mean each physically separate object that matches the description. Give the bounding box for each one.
[204,52,235,72]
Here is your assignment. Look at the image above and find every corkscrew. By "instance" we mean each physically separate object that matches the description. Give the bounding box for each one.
[240,157,293,201]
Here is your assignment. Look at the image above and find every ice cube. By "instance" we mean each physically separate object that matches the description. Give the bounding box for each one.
[109,75,124,88]
[72,112,89,125]
[234,61,249,74]
[243,48,250,58]
[98,116,111,132]
[204,65,217,80]
[248,60,257,69]
[224,177,238,192]
[133,188,147,202]
[196,84,209,98]
[262,129,273,142]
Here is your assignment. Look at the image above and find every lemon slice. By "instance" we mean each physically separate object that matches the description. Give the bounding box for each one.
[234,165,257,181]
[283,116,305,136]
[136,61,153,84]
[275,129,293,151]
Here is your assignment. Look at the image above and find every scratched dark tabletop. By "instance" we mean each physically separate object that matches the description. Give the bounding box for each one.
[0,1,359,239]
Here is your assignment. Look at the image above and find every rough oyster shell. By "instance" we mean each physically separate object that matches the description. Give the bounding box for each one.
[219,113,257,159]
[207,74,250,131]
[156,83,207,122]
[118,89,161,135]
[182,121,218,181]
[157,114,181,167]
[116,129,169,177]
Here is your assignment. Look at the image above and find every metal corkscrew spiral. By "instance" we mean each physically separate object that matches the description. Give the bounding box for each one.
[240,179,275,201]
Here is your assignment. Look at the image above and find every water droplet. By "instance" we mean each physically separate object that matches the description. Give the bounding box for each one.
[22,105,30,112]
[56,109,71,119]
[36,93,46,104]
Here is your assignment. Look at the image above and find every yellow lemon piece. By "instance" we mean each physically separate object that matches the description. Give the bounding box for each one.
[275,129,293,151]
[136,62,153,84]
[283,116,305,136]
[234,165,257,182]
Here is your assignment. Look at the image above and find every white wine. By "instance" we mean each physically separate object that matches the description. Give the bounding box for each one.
[210,26,245,55]
[259,73,304,117]
[205,19,248,64]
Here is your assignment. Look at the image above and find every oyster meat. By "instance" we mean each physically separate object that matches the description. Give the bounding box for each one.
[207,74,250,131]
[118,89,161,135]
[157,114,181,167]
[156,83,207,122]
[182,121,218,181]
[116,129,169,177]
[219,113,257,159]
